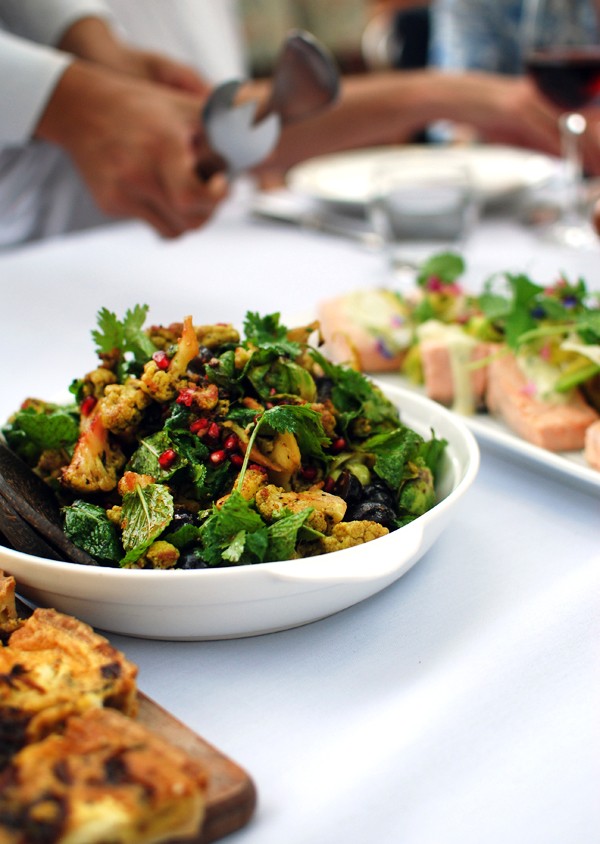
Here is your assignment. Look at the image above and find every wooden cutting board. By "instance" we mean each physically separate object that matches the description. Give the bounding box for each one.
[10,592,257,843]
[137,693,257,843]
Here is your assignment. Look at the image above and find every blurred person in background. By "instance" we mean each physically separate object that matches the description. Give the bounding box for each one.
[428,0,600,173]
[2,0,599,248]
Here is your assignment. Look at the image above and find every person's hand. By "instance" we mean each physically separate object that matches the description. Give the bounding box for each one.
[35,60,228,238]
[452,74,600,177]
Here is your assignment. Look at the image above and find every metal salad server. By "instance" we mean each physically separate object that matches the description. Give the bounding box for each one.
[202,30,340,175]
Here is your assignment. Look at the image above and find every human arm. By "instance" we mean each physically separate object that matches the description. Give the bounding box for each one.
[252,67,600,182]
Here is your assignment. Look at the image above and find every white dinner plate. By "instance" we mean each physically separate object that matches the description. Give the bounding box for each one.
[287,145,560,212]
[375,374,600,496]
[0,385,479,641]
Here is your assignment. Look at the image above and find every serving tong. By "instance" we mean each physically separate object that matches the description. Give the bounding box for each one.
[203,30,340,175]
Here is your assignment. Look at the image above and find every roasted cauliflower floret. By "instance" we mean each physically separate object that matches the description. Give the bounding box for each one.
[60,410,125,494]
[254,485,347,533]
[141,315,199,403]
[117,471,155,496]
[318,520,389,553]
[309,401,338,438]
[98,380,152,436]
[144,540,180,569]
[195,323,240,348]
[80,366,118,400]
[216,466,268,508]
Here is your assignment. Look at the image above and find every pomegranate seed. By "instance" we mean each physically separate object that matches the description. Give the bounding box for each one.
[152,350,170,371]
[207,422,221,440]
[249,463,267,475]
[330,437,347,453]
[323,477,335,493]
[190,417,209,435]
[209,449,226,465]
[158,448,177,469]
[176,388,196,407]
[223,433,239,452]
[80,396,97,417]
[230,453,244,467]
[300,465,317,481]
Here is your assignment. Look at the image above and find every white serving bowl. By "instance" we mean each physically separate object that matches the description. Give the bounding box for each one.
[0,384,479,640]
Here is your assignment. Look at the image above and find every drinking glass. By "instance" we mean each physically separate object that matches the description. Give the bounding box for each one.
[522,0,600,248]
[367,154,479,276]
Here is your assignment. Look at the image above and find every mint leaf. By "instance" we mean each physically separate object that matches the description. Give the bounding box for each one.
[63,500,121,564]
[2,404,79,465]
[120,482,174,565]
[128,431,187,480]
[265,508,313,562]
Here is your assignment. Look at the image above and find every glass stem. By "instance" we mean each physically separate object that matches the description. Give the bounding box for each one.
[559,112,586,225]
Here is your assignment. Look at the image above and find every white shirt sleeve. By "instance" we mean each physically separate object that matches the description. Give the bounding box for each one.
[0,30,72,143]
[0,1,113,144]
[0,0,112,46]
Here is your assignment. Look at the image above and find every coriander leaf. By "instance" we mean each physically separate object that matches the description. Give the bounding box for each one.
[63,500,121,564]
[260,404,330,461]
[243,311,301,357]
[416,252,465,286]
[310,349,399,434]
[92,305,156,380]
[120,482,174,565]
[92,307,125,356]
[122,304,157,361]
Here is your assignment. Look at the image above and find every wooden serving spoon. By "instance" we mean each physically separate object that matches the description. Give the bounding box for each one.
[0,440,95,565]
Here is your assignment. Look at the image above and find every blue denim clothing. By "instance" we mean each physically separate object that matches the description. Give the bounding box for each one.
[429,0,598,76]
[429,0,525,75]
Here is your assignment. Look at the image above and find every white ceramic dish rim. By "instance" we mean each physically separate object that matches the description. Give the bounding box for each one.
[287,144,559,207]
[0,385,480,638]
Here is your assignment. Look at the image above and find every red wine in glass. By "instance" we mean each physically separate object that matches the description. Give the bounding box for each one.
[525,47,600,110]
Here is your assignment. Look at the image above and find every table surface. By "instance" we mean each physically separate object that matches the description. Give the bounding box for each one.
[1,184,599,844]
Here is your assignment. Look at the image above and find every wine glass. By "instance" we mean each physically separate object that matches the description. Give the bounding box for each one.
[522,0,600,248]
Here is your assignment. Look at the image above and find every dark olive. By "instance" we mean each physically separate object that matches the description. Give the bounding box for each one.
[363,482,396,509]
[346,501,397,530]
[315,376,334,402]
[187,346,215,375]
[178,548,210,569]
[172,507,200,527]
[333,469,363,505]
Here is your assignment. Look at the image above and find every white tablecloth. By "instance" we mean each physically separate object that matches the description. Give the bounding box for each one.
[1,187,599,844]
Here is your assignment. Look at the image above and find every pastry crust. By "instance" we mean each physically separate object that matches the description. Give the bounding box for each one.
[0,707,207,844]
[1,607,138,767]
